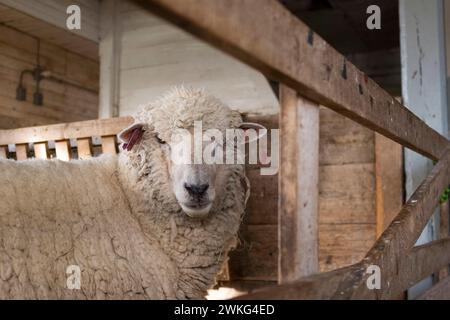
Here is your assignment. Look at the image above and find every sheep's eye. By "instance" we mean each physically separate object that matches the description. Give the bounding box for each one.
[156,136,166,144]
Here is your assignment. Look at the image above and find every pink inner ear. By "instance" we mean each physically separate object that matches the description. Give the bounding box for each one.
[122,127,144,151]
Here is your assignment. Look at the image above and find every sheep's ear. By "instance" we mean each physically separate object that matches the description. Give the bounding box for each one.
[118,123,145,151]
[239,122,267,144]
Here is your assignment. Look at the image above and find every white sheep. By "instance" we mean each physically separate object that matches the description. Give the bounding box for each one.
[0,87,262,299]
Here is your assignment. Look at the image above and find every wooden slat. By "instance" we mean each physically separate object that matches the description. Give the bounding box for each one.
[33,142,48,159]
[140,0,449,160]
[77,137,93,159]
[238,146,450,299]
[15,143,28,160]
[101,135,117,155]
[0,146,7,159]
[0,117,133,145]
[319,107,374,166]
[279,86,319,283]
[375,133,404,237]
[319,223,375,273]
[54,140,71,161]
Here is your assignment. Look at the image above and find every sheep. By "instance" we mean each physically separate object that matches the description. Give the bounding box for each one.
[0,87,263,299]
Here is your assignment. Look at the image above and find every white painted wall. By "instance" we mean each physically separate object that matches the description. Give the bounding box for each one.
[0,0,99,42]
[98,0,279,118]
[400,0,449,299]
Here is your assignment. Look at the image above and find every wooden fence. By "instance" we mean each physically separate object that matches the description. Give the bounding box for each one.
[129,0,450,299]
[0,117,133,160]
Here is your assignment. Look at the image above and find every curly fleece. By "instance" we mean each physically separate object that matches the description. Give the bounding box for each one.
[0,87,249,299]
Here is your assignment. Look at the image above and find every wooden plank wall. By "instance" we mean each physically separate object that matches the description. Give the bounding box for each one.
[0,0,99,42]
[225,108,382,290]
[0,24,99,129]
[0,1,99,60]
[99,0,279,118]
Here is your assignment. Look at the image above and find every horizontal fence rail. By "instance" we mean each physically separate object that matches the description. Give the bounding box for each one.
[0,117,134,161]
[0,117,133,145]
[137,0,449,161]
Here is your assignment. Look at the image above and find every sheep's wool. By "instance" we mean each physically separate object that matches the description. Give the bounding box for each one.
[0,88,248,299]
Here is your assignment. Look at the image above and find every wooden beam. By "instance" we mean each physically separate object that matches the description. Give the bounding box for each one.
[279,86,319,283]
[139,0,449,160]
[0,117,133,146]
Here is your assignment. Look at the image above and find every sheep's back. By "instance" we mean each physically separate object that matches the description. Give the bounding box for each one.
[0,156,177,299]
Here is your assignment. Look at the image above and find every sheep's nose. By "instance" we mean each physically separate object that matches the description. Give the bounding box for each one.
[184,183,209,197]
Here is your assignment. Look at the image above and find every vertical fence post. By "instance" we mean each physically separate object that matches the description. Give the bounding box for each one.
[279,85,319,283]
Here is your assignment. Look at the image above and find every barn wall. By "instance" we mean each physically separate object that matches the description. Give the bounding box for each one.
[0,0,99,43]
[98,0,279,117]
[0,24,99,129]
[226,110,377,289]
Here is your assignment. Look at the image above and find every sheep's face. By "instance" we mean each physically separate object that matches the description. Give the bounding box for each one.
[160,128,225,219]
[161,122,264,219]
[118,87,266,219]
[119,121,264,219]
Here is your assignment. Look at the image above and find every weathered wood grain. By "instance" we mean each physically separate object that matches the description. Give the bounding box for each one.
[238,147,450,299]
[375,133,404,236]
[15,143,28,160]
[418,276,450,300]
[33,142,48,159]
[0,145,7,159]
[139,0,449,160]
[54,140,71,161]
[319,107,374,166]
[319,163,375,224]
[0,117,133,145]
[229,225,278,281]
[278,86,319,282]
[77,138,93,159]
[101,135,118,155]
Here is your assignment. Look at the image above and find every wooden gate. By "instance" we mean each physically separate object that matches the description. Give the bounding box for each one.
[129,0,450,299]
